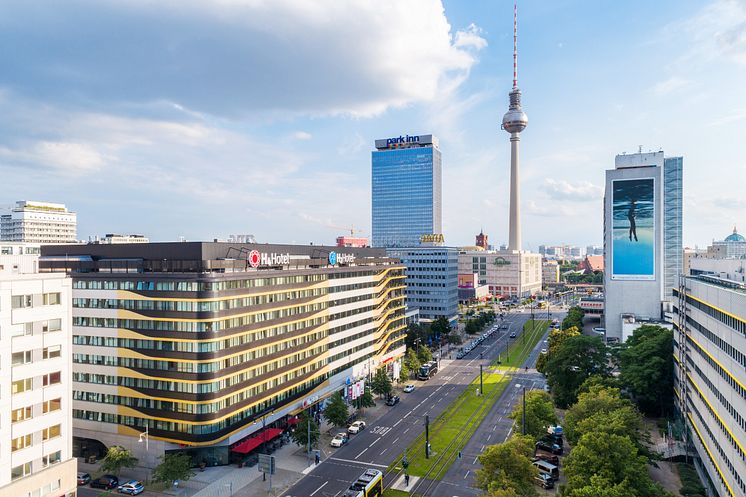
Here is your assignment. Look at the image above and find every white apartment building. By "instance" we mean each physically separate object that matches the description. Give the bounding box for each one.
[1,201,77,244]
[0,265,76,497]
[458,250,542,298]
[674,258,746,497]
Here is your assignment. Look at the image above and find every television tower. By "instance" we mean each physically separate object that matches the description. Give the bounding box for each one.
[502,1,528,252]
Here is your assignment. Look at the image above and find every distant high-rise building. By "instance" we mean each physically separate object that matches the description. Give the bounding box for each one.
[0,251,76,497]
[371,134,441,248]
[92,233,149,244]
[1,201,77,244]
[603,151,683,341]
[475,230,489,250]
[336,236,368,248]
[674,260,746,497]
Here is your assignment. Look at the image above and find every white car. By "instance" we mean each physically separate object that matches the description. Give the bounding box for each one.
[330,433,349,447]
[403,384,415,393]
[347,421,366,434]
[540,348,548,354]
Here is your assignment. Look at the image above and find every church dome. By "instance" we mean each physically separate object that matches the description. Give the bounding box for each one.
[725,226,745,242]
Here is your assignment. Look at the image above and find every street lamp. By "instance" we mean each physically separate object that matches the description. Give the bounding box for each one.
[138,425,149,452]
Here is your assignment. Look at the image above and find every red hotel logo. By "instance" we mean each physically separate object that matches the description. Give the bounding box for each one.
[248,250,261,268]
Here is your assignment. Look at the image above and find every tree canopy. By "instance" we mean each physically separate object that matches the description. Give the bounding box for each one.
[537,326,581,374]
[371,367,393,397]
[323,392,350,428]
[290,411,320,450]
[152,453,195,485]
[100,446,138,477]
[561,306,585,331]
[544,335,608,408]
[476,435,538,497]
[508,390,558,441]
[619,325,674,417]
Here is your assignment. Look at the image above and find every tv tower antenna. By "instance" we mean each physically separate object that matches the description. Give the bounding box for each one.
[513,0,518,89]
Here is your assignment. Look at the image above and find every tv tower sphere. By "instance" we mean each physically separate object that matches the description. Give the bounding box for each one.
[502,88,528,134]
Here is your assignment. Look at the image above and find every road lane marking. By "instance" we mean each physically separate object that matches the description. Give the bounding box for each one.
[404,428,410,434]
[369,438,380,447]
[328,457,388,469]
[473,456,479,464]
[392,437,400,445]
[355,448,368,459]
[487,434,492,441]
[380,448,388,455]
[393,419,402,427]
[310,481,328,496]
[464,470,470,479]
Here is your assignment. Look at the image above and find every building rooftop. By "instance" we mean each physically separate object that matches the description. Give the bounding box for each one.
[724,226,745,242]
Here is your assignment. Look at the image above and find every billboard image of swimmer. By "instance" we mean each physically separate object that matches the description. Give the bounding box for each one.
[611,178,655,280]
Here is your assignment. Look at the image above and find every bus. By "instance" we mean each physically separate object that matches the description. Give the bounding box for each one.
[418,361,438,380]
[342,469,383,497]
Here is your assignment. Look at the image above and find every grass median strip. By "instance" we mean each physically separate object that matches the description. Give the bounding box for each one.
[495,319,550,368]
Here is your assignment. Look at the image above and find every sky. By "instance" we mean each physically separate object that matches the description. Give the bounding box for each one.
[1,0,745,249]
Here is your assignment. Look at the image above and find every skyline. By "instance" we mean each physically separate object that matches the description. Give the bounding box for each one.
[1,0,744,249]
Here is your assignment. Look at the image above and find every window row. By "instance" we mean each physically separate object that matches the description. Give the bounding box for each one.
[11,292,61,309]
[11,424,61,451]
[73,273,327,292]
[12,372,62,394]
[11,398,62,423]
[11,345,62,366]
[11,318,62,337]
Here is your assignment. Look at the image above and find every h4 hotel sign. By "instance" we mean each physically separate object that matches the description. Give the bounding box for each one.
[248,250,290,268]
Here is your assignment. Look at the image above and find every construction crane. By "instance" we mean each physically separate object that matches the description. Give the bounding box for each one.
[329,224,365,236]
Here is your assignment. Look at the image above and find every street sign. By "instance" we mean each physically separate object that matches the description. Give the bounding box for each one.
[258,454,276,475]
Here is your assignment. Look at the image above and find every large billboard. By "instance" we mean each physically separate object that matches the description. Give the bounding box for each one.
[611,178,655,280]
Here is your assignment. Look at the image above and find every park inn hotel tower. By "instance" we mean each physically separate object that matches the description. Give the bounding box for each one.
[39,242,406,464]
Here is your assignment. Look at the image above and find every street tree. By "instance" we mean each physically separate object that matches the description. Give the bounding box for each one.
[290,411,320,450]
[561,306,585,331]
[565,385,632,444]
[100,446,138,477]
[619,325,674,417]
[508,390,558,441]
[357,387,376,410]
[447,331,462,345]
[403,349,421,376]
[544,335,608,408]
[547,326,581,351]
[563,475,638,497]
[476,435,538,497]
[152,453,195,486]
[371,367,393,398]
[564,432,666,497]
[417,345,433,364]
[399,362,410,382]
[430,316,451,338]
[323,392,350,428]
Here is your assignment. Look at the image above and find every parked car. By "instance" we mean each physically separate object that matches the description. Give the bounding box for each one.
[331,433,349,447]
[403,384,415,393]
[534,454,560,466]
[386,395,400,406]
[77,472,91,486]
[534,472,555,489]
[535,440,563,455]
[540,348,548,354]
[91,475,119,489]
[348,421,367,434]
[543,433,564,446]
[118,480,145,495]
[509,332,517,338]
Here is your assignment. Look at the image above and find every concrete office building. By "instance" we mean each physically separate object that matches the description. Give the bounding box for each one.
[603,151,683,341]
[386,245,458,324]
[371,134,442,248]
[458,250,542,299]
[542,260,560,286]
[0,258,76,497]
[674,259,746,497]
[39,242,406,465]
[0,243,42,274]
[1,201,77,244]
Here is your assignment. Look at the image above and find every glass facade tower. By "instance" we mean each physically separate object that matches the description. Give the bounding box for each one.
[371,135,442,248]
[663,157,683,297]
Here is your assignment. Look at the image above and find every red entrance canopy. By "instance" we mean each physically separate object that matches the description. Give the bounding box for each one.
[287,417,301,426]
[231,428,284,454]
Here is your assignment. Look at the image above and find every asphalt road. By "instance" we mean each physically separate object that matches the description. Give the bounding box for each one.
[284,309,559,497]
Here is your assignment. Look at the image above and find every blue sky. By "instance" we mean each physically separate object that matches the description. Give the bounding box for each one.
[1,0,744,249]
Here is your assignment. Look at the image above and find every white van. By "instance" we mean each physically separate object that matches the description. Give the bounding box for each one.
[532,459,559,479]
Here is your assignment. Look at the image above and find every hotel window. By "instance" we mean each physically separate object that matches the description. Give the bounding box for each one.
[11,406,33,423]
[43,345,62,359]
[43,292,61,305]
[11,462,31,480]
[12,378,33,394]
[42,424,62,440]
[12,350,32,366]
[43,397,62,413]
[42,450,62,467]
[11,434,32,451]
[11,294,33,309]
[43,318,62,332]
[43,371,61,386]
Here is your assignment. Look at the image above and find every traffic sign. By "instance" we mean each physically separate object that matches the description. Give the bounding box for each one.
[258,454,275,475]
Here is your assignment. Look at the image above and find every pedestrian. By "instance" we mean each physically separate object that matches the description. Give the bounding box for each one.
[315,451,320,465]
[405,474,410,486]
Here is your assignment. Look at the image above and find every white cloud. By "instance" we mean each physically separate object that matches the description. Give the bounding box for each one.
[293,131,312,141]
[1,0,486,118]
[651,76,690,96]
[542,179,603,202]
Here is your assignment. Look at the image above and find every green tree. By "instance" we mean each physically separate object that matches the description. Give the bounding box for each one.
[431,316,451,338]
[290,411,320,450]
[619,325,674,416]
[152,453,195,486]
[476,435,538,497]
[357,387,376,410]
[371,367,393,398]
[399,362,410,382]
[544,335,608,408]
[547,326,581,350]
[561,306,585,331]
[403,349,421,376]
[417,345,433,364]
[564,432,666,497]
[508,390,558,441]
[323,392,350,428]
[563,474,638,497]
[100,446,138,477]
[465,319,479,335]
[447,331,462,345]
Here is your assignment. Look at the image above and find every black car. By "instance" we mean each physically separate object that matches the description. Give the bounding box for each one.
[385,395,400,406]
[543,433,564,446]
[509,332,517,338]
[535,440,563,455]
[91,475,119,489]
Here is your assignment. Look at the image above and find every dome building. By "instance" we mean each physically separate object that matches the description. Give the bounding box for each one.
[707,226,746,259]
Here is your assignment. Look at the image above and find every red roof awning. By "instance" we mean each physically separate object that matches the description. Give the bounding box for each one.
[231,428,284,454]
[287,417,301,426]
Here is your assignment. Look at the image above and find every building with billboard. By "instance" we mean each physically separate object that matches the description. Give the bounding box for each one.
[603,151,683,341]
[674,259,746,497]
[0,252,77,497]
[386,244,458,324]
[39,242,406,465]
[371,134,442,248]
[1,201,77,244]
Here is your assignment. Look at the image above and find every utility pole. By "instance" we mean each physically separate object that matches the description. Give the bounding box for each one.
[522,387,527,435]
[307,408,312,466]
[425,415,430,459]
[480,364,483,396]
